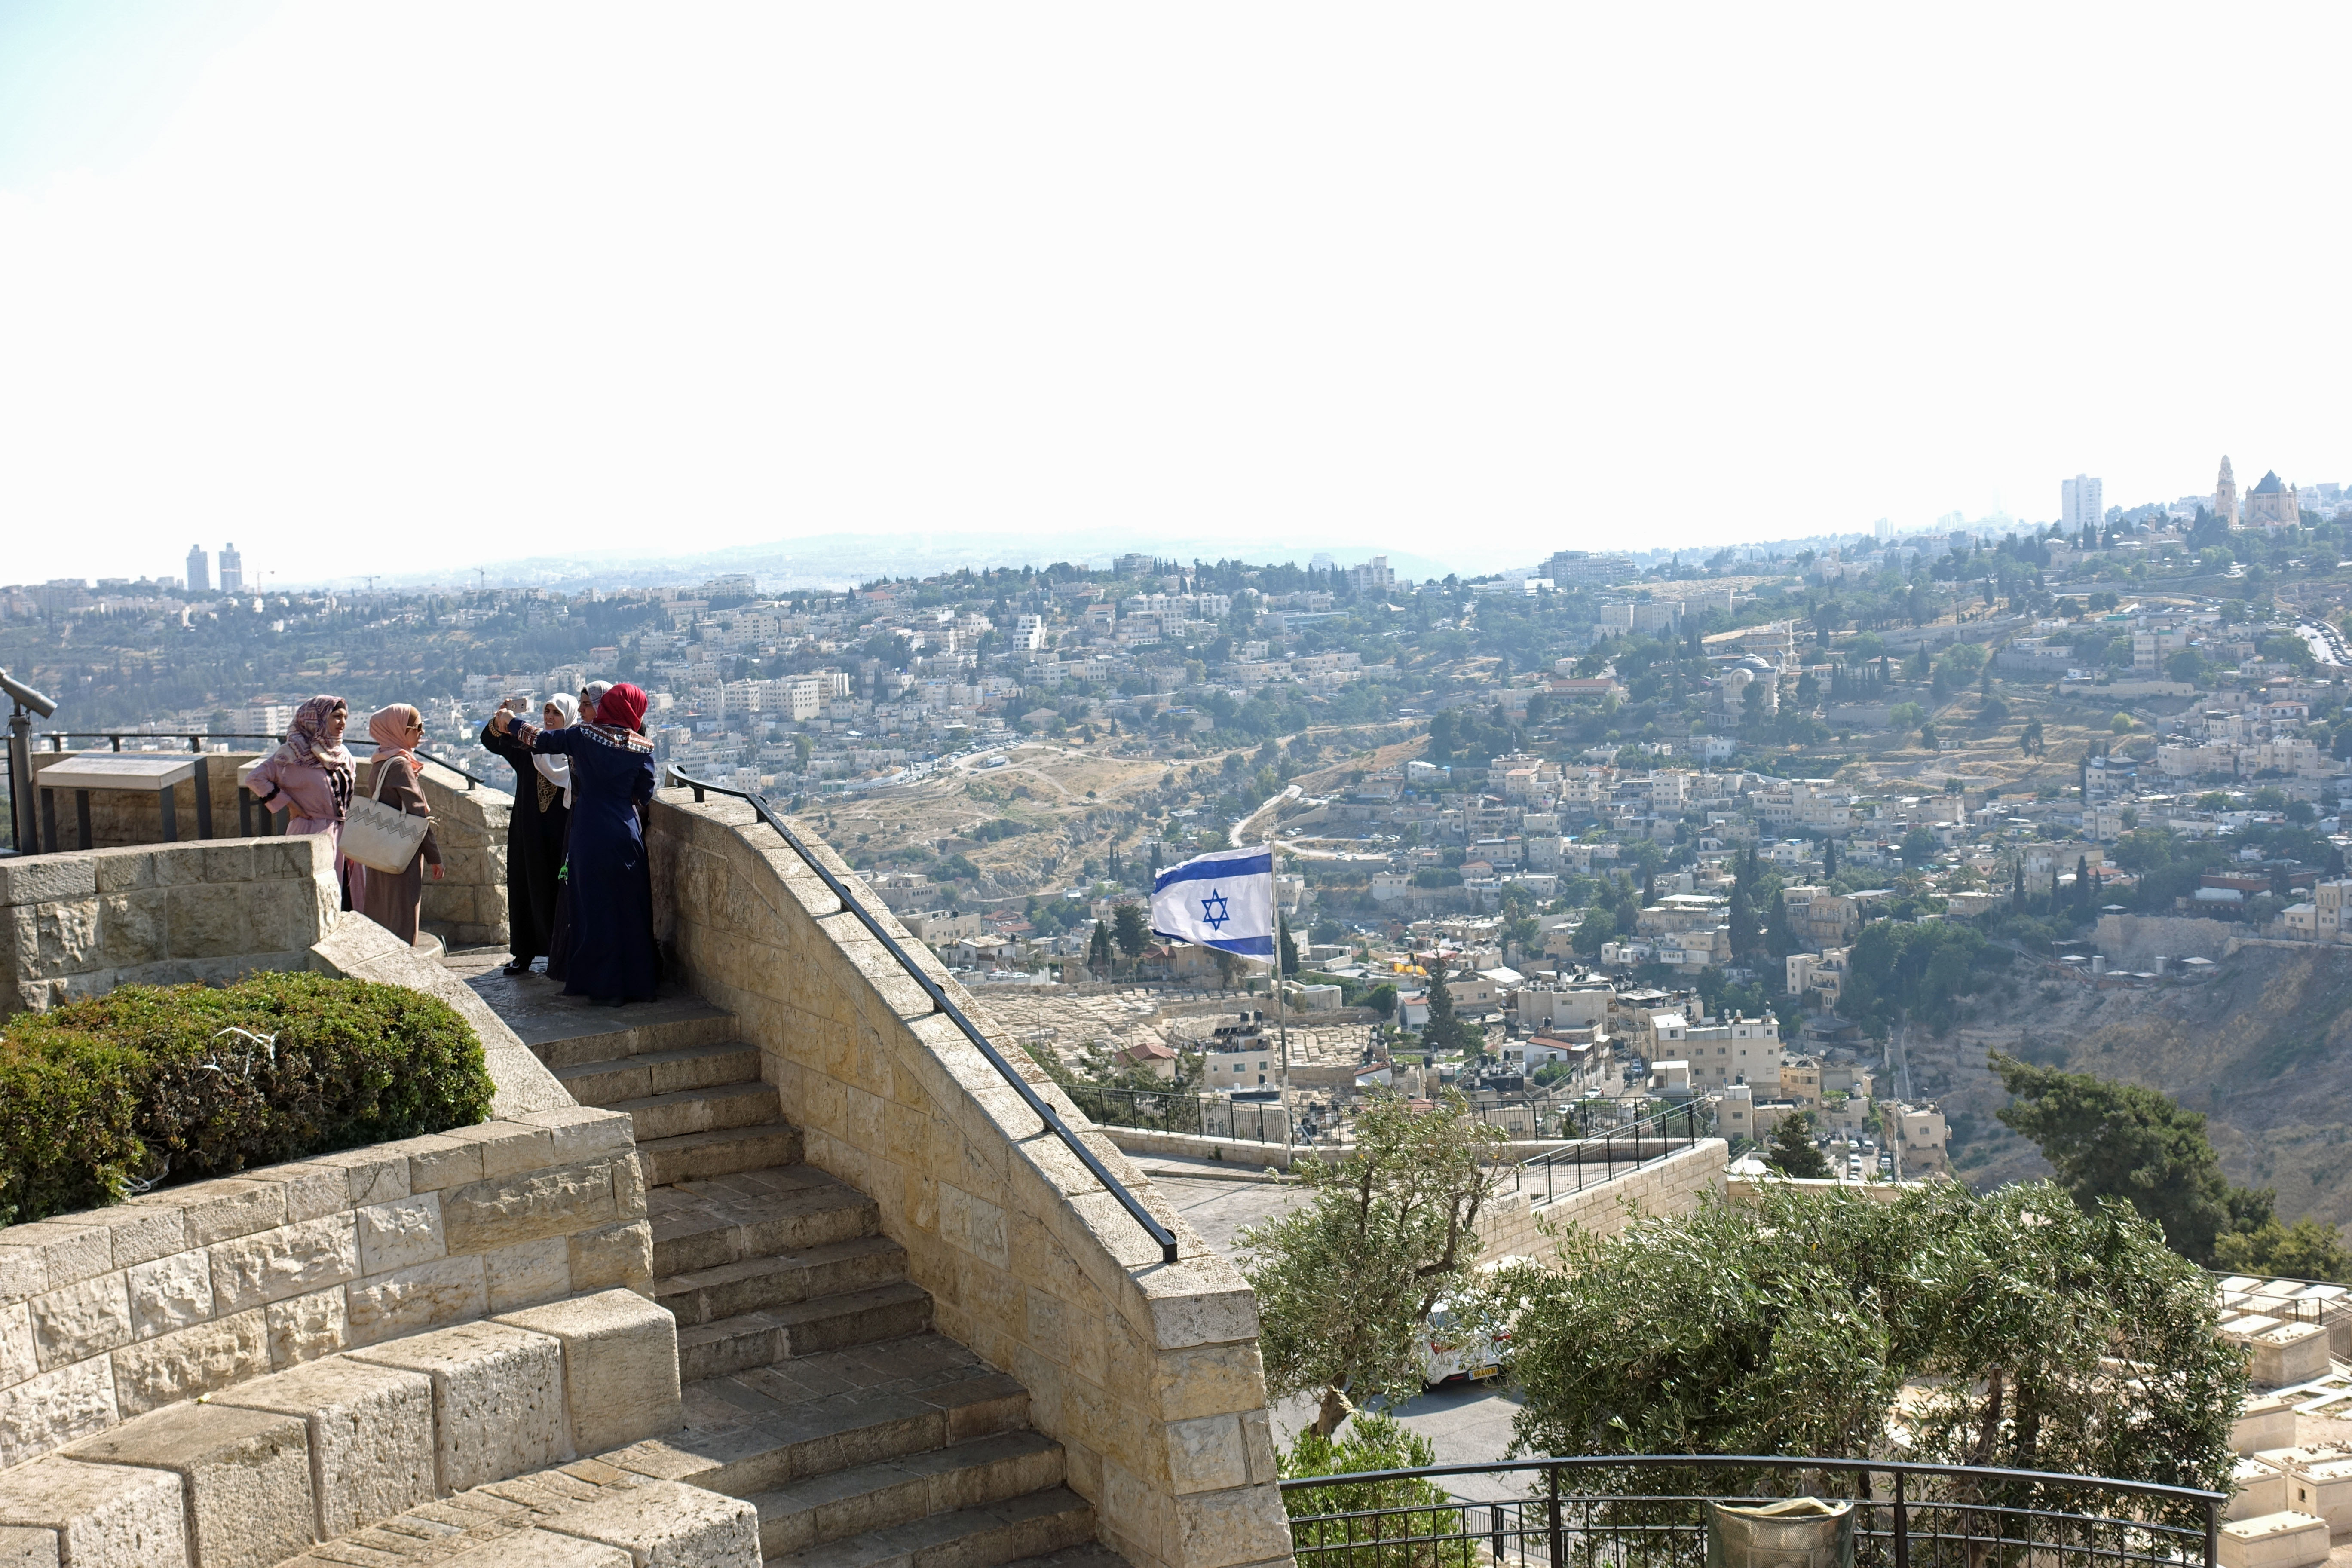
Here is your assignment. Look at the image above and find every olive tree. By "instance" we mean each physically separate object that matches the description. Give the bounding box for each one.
[1506,1181,2243,1497]
[1241,1091,1506,1436]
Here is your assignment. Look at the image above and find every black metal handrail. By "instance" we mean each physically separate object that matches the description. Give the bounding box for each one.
[1280,1454,2222,1568]
[1511,1103,1706,1204]
[665,766,1181,1265]
[33,731,504,790]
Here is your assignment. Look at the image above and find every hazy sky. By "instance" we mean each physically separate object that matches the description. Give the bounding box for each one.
[4,4,2349,588]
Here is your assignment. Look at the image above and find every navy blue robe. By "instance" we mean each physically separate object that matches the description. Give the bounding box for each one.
[526,723,658,1002]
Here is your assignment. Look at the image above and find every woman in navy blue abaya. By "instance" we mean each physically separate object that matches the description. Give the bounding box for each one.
[492,683,659,1005]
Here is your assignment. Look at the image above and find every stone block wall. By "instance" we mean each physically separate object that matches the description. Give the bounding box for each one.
[0,1108,649,1472]
[0,834,343,1014]
[646,793,1293,1568]
[1476,1139,1728,1262]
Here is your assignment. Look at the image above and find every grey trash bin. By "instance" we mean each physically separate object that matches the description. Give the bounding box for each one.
[1706,1498,1856,1568]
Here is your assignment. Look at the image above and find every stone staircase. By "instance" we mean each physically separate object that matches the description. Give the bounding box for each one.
[513,989,1111,1568]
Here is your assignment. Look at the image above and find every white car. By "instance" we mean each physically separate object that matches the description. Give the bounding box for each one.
[1417,1256,1533,1387]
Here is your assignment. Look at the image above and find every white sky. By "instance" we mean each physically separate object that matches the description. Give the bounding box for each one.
[3,3,2349,587]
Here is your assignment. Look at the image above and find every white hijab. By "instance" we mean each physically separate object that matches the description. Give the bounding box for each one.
[535,694,577,806]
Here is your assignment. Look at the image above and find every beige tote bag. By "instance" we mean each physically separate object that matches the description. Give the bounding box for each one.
[343,756,431,874]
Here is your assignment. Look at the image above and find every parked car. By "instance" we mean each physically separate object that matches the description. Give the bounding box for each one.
[1417,1255,1534,1387]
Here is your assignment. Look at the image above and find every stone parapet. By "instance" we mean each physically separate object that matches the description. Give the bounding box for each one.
[0,833,343,1015]
[646,791,1293,1568]
[1478,1139,1728,1261]
[0,1112,647,1472]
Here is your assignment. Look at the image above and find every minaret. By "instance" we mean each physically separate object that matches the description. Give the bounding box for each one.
[2216,456,2238,526]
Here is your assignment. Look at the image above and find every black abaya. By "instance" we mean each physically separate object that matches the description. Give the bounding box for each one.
[479,721,572,963]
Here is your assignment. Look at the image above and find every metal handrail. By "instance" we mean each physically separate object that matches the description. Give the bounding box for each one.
[665,766,1181,1265]
[33,731,505,791]
[1280,1453,2223,1568]
[1511,1102,1706,1204]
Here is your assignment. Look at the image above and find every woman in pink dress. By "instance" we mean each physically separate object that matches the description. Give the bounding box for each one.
[349,704,444,942]
[245,695,357,894]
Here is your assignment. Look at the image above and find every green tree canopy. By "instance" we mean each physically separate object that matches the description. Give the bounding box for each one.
[1991,1054,2275,1265]
[1504,1182,2242,1500]
[1763,1111,1832,1178]
[1242,1092,1505,1436]
[1111,900,1152,959]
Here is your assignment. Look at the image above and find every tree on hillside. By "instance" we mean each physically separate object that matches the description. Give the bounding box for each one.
[1991,1054,2275,1265]
[1420,953,1467,1053]
[1087,920,1113,977]
[1242,1092,1506,1436]
[1504,1181,2243,1499]
[1763,1111,1833,1178]
[2216,1216,2352,1281]
[1111,901,1151,962]
[1764,892,1796,959]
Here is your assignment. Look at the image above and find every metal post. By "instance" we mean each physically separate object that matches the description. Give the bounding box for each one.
[2203,1496,2217,1568]
[192,753,213,839]
[157,782,177,842]
[1893,1469,1909,1568]
[111,735,124,752]
[75,789,92,849]
[1546,1468,1563,1568]
[40,786,57,852]
[6,707,34,854]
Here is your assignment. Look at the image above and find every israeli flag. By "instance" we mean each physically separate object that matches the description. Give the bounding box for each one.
[1150,845,1276,958]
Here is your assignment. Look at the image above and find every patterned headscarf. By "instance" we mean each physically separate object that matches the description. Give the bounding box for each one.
[274,694,354,818]
[596,683,649,732]
[581,680,613,715]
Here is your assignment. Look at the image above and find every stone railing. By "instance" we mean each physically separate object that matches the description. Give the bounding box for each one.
[19,749,514,951]
[646,791,1293,1568]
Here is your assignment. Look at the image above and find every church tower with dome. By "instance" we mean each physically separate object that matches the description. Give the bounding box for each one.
[2215,456,2238,527]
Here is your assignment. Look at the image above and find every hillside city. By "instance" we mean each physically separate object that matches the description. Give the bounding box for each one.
[11,456,2352,1219]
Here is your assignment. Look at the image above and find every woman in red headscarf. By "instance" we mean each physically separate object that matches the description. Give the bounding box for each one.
[490,682,658,1004]
[352,704,443,943]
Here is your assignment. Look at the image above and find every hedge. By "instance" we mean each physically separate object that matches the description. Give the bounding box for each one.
[0,971,495,1226]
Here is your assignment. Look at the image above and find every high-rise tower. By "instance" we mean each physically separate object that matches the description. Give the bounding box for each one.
[2216,456,2238,526]
[186,544,210,593]
[218,542,244,592]
[2061,475,2103,533]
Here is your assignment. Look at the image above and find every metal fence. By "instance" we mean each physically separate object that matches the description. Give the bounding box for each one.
[1509,1104,1709,1205]
[1281,1455,2220,1568]
[1064,1085,1289,1145]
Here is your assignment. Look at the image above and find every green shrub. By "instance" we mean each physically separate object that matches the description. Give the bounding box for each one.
[0,971,494,1225]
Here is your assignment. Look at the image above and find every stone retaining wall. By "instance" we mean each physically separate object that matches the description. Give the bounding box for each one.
[646,792,1293,1568]
[0,1106,649,1472]
[1476,1139,1728,1262]
[0,833,342,1014]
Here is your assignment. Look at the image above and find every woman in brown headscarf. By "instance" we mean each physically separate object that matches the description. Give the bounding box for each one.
[351,704,443,944]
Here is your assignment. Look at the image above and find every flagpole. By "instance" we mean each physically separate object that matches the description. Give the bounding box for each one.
[1266,803,1287,1077]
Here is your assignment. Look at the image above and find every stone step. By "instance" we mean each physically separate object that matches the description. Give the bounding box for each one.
[607,1080,785,1143]
[641,1121,807,1186]
[555,1039,765,1106]
[1000,1545,1132,1568]
[658,1234,911,1328]
[651,1171,882,1277]
[677,1282,934,1382]
[606,1335,1030,1500]
[749,1430,1066,1560]
[526,1006,740,1069]
[764,1485,1094,1568]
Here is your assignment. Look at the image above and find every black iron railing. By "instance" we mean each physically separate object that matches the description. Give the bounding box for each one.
[1510,1104,1707,1205]
[1064,1085,1290,1146]
[1280,1455,2221,1568]
[8,732,503,854]
[665,766,1181,1266]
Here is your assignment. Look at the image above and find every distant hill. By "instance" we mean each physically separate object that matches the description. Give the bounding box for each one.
[1918,943,2352,1228]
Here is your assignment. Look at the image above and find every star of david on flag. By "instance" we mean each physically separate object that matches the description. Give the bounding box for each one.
[1150,844,1275,958]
